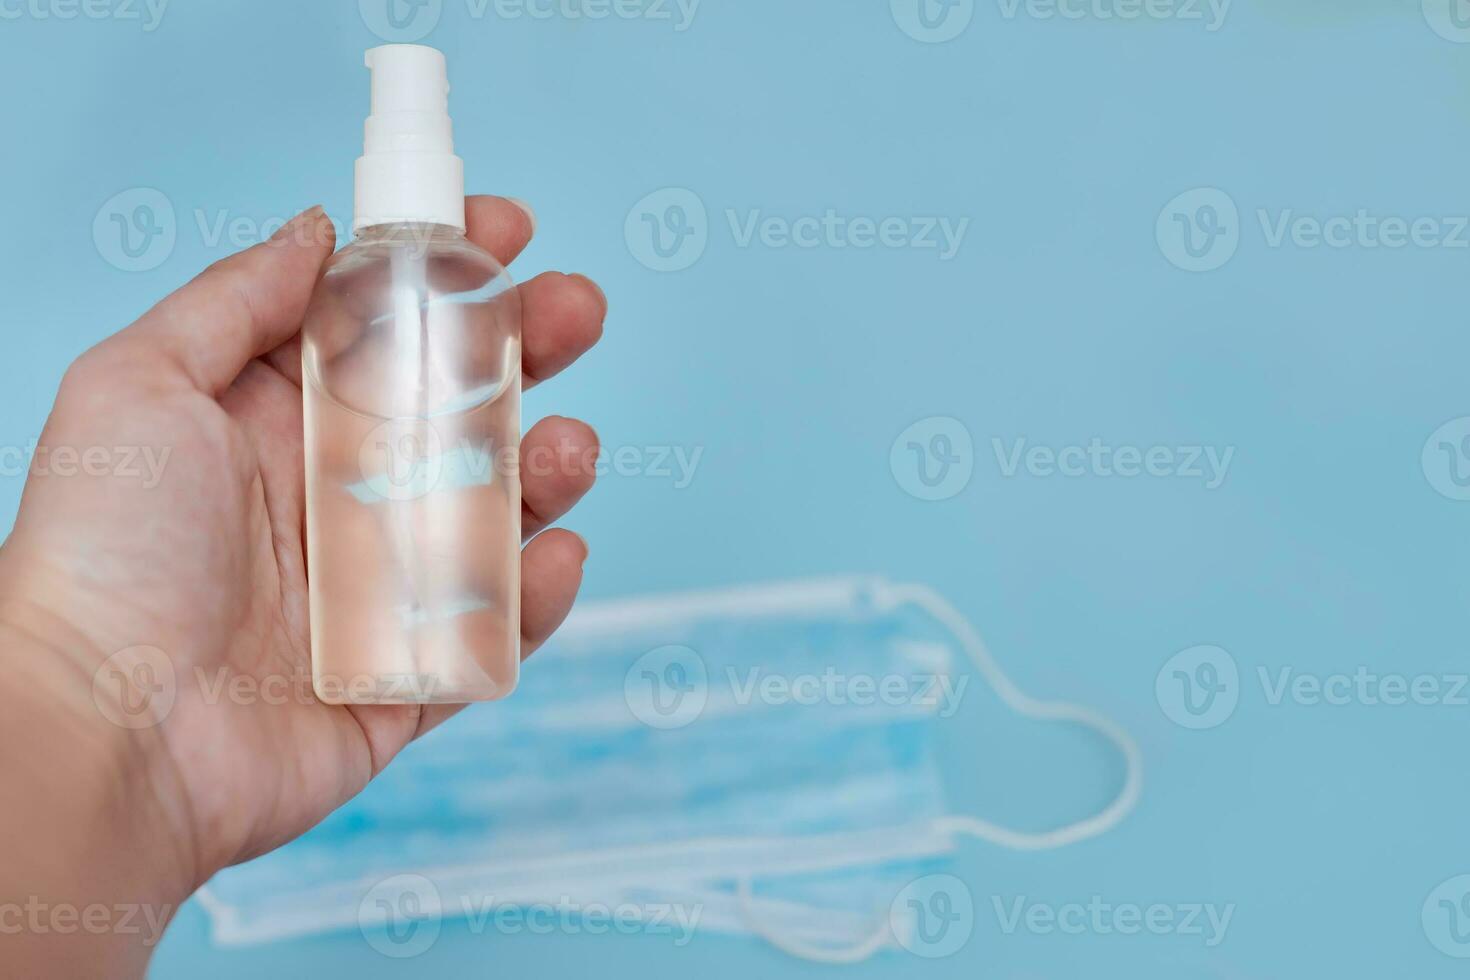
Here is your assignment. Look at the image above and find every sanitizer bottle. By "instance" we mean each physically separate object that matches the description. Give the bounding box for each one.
[304,45,521,704]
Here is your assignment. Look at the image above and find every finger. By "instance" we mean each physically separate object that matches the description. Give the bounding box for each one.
[260,334,304,387]
[262,194,529,387]
[520,528,588,655]
[260,212,601,392]
[298,268,605,396]
[520,271,606,390]
[465,195,537,266]
[274,271,606,392]
[521,416,599,539]
[218,360,307,550]
[109,207,335,396]
[411,528,587,739]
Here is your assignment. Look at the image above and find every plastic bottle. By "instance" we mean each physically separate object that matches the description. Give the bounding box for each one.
[303,45,520,704]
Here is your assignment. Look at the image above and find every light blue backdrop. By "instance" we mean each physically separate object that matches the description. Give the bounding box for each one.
[2,0,1469,976]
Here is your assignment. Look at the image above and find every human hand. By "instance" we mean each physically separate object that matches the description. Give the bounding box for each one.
[0,199,604,976]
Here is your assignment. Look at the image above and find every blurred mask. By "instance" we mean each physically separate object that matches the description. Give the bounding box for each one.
[198,576,1140,963]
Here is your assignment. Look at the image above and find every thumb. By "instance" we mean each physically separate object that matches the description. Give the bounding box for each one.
[104,206,336,396]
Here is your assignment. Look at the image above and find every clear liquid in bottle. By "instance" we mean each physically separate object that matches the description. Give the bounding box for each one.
[303,223,521,703]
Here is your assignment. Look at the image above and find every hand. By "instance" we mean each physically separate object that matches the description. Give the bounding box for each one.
[0,199,604,976]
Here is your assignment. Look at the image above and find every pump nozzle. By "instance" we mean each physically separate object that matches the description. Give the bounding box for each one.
[354,44,465,232]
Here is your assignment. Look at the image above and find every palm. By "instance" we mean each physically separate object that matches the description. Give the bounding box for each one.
[2,200,604,885]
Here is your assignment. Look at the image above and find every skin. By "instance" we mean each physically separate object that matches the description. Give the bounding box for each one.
[0,198,605,977]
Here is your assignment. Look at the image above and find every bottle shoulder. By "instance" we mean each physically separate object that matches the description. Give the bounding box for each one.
[302,223,521,419]
[325,225,510,281]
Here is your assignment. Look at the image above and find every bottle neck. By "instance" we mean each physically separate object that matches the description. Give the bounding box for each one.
[352,222,466,246]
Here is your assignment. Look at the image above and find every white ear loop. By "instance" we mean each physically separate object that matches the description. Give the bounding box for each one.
[735,581,1144,964]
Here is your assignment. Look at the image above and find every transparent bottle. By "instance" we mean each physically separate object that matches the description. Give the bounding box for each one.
[304,45,520,704]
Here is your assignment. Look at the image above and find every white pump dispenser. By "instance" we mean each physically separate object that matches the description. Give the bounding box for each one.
[354,44,466,232]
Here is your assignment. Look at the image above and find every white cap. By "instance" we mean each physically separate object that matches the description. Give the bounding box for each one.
[354,45,465,233]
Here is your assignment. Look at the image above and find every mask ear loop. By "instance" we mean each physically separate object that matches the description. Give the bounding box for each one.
[887,582,1144,850]
[734,874,894,964]
[735,581,1144,962]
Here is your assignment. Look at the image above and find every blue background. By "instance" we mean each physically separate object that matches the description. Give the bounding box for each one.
[2,0,1469,976]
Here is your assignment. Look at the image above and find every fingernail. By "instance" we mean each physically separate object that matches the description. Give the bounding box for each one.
[272,205,326,243]
[505,197,537,237]
[571,532,589,566]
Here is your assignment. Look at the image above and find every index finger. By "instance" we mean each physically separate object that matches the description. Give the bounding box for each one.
[465,195,537,266]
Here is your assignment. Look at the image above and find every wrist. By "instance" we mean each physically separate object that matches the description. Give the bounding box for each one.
[0,587,198,976]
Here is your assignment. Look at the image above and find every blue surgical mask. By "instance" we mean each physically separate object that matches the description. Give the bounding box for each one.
[197,577,1141,963]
